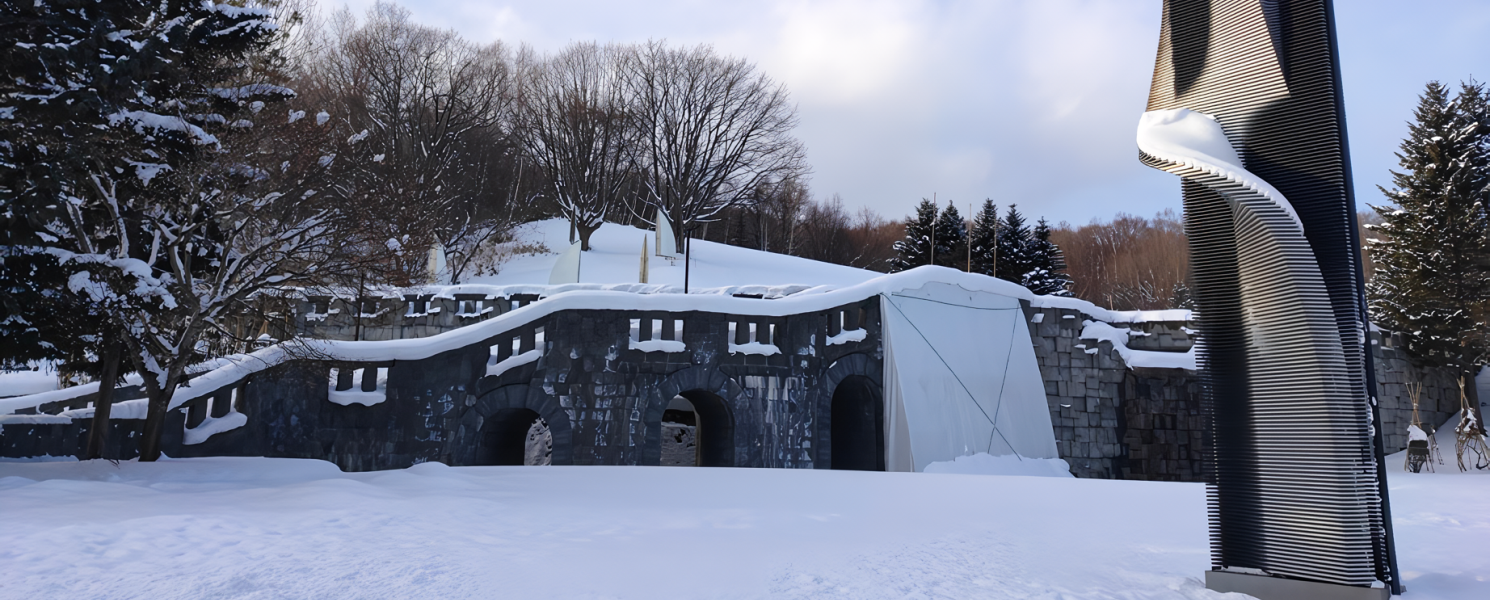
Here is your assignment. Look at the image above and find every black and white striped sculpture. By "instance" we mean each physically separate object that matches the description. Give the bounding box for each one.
[1137,1,1400,597]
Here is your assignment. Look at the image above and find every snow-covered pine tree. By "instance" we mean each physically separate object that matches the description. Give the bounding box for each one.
[890,198,938,272]
[3,0,373,460]
[932,203,968,270]
[994,204,1033,283]
[968,199,999,277]
[1022,218,1073,296]
[1368,80,1490,435]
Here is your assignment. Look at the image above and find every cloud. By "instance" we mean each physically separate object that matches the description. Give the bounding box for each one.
[313,0,1490,227]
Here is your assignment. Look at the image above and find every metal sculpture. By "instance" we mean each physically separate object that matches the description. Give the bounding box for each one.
[1404,383,1437,474]
[1137,1,1400,597]
[1453,378,1490,472]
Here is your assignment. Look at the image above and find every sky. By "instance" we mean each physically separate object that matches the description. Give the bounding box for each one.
[317,0,1490,227]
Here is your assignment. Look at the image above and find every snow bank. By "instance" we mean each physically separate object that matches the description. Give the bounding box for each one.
[923,452,1074,477]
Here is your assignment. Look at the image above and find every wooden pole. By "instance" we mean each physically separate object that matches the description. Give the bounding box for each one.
[929,193,936,267]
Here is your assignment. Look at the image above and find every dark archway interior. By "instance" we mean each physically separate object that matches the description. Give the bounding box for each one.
[831,375,884,471]
[678,390,734,467]
[478,407,543,466]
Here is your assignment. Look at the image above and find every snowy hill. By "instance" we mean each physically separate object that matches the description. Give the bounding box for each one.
[466,219,880,289]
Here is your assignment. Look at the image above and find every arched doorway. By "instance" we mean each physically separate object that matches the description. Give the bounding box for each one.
[831,375,884,471]
[662,390,735,467]
[477,407,551,466]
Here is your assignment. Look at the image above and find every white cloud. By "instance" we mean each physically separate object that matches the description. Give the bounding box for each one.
[313,0,1490,226]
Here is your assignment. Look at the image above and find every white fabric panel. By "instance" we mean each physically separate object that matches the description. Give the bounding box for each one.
[880,283,1058,472]
[655,209,680,258]
[881,317,916,472]
[547,242,581,284]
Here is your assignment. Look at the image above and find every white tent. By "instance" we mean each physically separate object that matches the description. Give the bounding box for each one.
[881,282,1058,472]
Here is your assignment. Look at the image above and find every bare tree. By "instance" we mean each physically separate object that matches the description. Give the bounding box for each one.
[796,194,853,264]
[622,40,808,247]
[306,1,520,284]
[514,42,635,251]
[844,206,902,272]
[1051,210,1192,310]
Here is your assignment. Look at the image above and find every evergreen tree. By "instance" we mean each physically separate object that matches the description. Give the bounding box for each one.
[1023,218,1073,296]
[994,204,1033,283]
[1368,80,1490,420]
[932,203,968,269]
[2,0,360,460]
[890,198,938,272]
[968,199,1000,276]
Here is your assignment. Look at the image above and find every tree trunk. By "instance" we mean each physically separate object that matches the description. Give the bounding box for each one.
[577,221,600,252]
[84,340,121,460]
[138,376,180,462]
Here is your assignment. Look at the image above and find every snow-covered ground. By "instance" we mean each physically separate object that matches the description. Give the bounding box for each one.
[470,219,879,289]
[1,441,1483,599]
[0,369,59,398]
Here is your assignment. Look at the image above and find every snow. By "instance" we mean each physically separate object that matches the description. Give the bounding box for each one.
[474,219,874,290]
[0,456,1482,599]
[0,370,58,398]
[56,398,149,420]
[825,328,867,346]
[327,368,388,406]
[728,341,780,356]
[486,349,540,378]
[1080,320,1197,371]
[182,412,247,445]
[922,452,1074,478]
[630,339,686,353]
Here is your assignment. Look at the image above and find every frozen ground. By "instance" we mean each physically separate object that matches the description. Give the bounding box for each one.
[1,445,1484,600]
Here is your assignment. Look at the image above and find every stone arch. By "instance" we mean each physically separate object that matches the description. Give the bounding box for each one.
[640,366,747,467]
[453,384,573,466]
[815,353,884,469]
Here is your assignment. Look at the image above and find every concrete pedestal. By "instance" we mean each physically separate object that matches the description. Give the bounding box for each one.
[1205,571,1392,600]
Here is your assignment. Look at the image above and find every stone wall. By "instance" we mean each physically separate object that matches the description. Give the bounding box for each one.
[1024,304,1133,479]
[1372,330,1464,452]
[1023,303,1466,482]
[2,299,885,473]
[6,291,1470,479]
[1120,369,1205,481]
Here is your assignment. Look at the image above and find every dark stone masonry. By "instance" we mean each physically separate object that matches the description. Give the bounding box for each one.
[2,291,1462,480]
[4,295,885,472]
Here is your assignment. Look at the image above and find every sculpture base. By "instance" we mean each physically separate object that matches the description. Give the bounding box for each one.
[1205,571,1392,600]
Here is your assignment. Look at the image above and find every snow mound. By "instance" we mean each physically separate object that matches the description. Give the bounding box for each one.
[923,453,1074,477]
